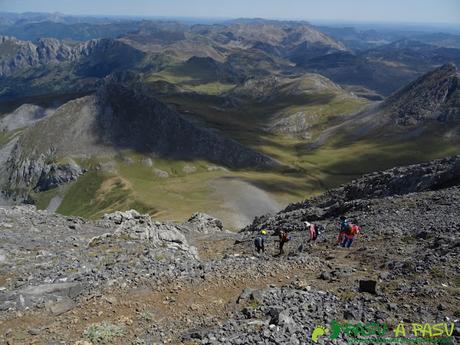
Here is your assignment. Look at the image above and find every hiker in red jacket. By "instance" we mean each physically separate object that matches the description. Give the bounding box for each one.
[341,223,360,248]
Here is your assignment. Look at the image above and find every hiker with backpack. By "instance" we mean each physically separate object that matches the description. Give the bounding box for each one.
[337,216,351,245]
[312,223,324,243]
[341,223,360,248]
[305,221,324,244]
[254,229,268,253]
[279,230,290,255]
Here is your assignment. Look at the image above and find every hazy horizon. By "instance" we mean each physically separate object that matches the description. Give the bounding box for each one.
[1,0,459,25]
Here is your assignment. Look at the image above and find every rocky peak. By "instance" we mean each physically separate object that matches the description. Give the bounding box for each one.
[383,63,459,125]
[35,37,73,62]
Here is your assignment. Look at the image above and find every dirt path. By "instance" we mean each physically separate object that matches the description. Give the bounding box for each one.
[46,196,63,213]
[0,256,314,344]
[1,235,450,345]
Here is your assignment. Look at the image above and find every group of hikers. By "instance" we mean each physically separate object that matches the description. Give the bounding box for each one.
[254,215,361,255]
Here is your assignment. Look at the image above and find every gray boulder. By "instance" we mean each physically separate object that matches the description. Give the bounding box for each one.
[182,213,224,234]
[1,282,84,311]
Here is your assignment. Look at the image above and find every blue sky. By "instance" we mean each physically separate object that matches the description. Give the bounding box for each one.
[1,0,459,24]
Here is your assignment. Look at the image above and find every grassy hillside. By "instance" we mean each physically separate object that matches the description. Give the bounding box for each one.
[30,127,460,230]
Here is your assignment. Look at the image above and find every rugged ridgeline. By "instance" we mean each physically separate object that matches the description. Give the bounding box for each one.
[0,156,459,344]
[314,64,460,146]
[0,21,351,112]
[0,35,146,102]
[244,155,460,233]
[383,63,460,126]
[2,19,460,100]
[0,80,276,202]
[0,35,144,78]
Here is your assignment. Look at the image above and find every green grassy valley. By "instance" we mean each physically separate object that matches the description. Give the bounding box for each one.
[30,122,460,229]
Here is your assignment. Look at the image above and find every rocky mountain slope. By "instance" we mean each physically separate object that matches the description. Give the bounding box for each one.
[0,35,146,103]
[0,156,459,344]
[0,103,54,131]
[0,36,145,78]
[314,64,460,146]
[383,63,460,125]
[245,155,460,231]
[0,79,276,202]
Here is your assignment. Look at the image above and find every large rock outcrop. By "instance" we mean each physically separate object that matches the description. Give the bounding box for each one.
[2,146,85,199]
[95,210,198,258]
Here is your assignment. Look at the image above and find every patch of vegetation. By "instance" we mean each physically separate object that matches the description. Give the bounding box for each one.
[186,82,235,95]
[138,310,154,322]
[57,171,106,218]
[249,298,260,310]
[340,290,358,301]
[83,321,125,343]
[32,187,61,210]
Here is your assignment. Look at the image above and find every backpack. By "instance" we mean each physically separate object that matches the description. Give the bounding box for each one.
[254,236,263,248]
[341,220,351,233]
[281,232,290,242]
[315,224,324,238]
[348,224,360,236]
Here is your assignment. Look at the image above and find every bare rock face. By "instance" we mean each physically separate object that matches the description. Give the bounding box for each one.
[0,36,144,78]
[35,160,86,192]
[0,36,72,77]
[3,146,85,199]
[268,111,317,139]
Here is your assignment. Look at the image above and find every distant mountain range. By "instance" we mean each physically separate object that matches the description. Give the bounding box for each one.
[1,14,459,224]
